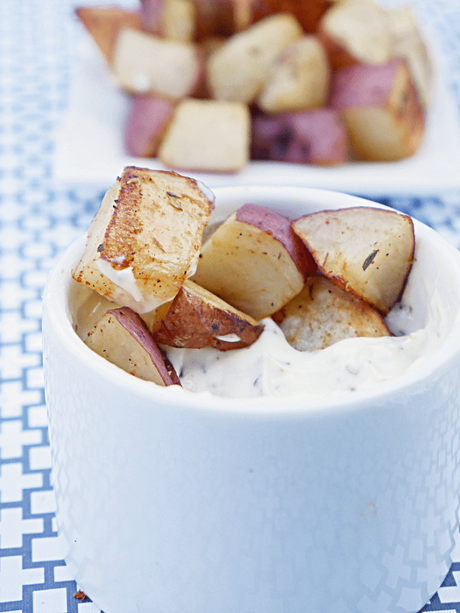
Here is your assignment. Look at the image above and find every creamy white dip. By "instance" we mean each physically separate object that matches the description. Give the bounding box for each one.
[97,260,144,304]
[166,245,457,399]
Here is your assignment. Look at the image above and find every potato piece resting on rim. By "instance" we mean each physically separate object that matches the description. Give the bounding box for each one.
[72,167,215,314]
[292,207,415,315]
[85,307,181,386]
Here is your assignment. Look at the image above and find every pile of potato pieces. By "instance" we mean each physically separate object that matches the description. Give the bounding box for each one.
[75,0,432,172]
[73,167,415,388]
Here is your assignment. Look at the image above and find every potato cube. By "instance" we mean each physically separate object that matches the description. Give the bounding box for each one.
[257,35,331,114]
[112,28,204,99]
[292,206,415,314]
[329,58,425,162]
[193,203,316,319]
[206,13,303,104]
[158,98,250,172]
[273,276,390,352]
[72,167,215,314]
[318,0,393,69]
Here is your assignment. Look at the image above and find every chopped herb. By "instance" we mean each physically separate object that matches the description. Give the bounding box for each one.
[363,249,379,271]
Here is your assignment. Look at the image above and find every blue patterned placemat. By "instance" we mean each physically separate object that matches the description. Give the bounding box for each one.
[1,0,460,611]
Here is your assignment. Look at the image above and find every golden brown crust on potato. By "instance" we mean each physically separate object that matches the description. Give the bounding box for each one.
[191,0,272,39]
[72,167,215,314]
[100,166,214,276]
[387,5,433,107]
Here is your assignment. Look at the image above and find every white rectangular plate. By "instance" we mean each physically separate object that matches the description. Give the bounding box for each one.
[53,13,460,197]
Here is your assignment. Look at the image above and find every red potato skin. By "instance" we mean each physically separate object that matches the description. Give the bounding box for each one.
[328,59,400,109]
[125,94,175,157]
[153,284,264,351]
[328,59,425,161]
[251,108,349,165]
[139,0,163,34]
[235,203,317,280]
[108,307,181,386]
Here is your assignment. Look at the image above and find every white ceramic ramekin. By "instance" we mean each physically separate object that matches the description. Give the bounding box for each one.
[43,186,460,613]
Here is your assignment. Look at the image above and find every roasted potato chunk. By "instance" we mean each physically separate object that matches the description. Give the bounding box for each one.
[157,98,250,172]
[257,35,331,114]
[206,13,303,104]
[153,280,264,350]
[85,307,181,385]
[292,206,415,314]
[193,203,316,319]
[273,275,390,351]
[72,167,215,314]
[318,0,393,69]
[251,108,349,165]
[112,27,204,99]
[329,58,425,162]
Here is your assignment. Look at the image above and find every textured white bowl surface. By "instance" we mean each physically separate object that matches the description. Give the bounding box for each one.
[43,186,460,613]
